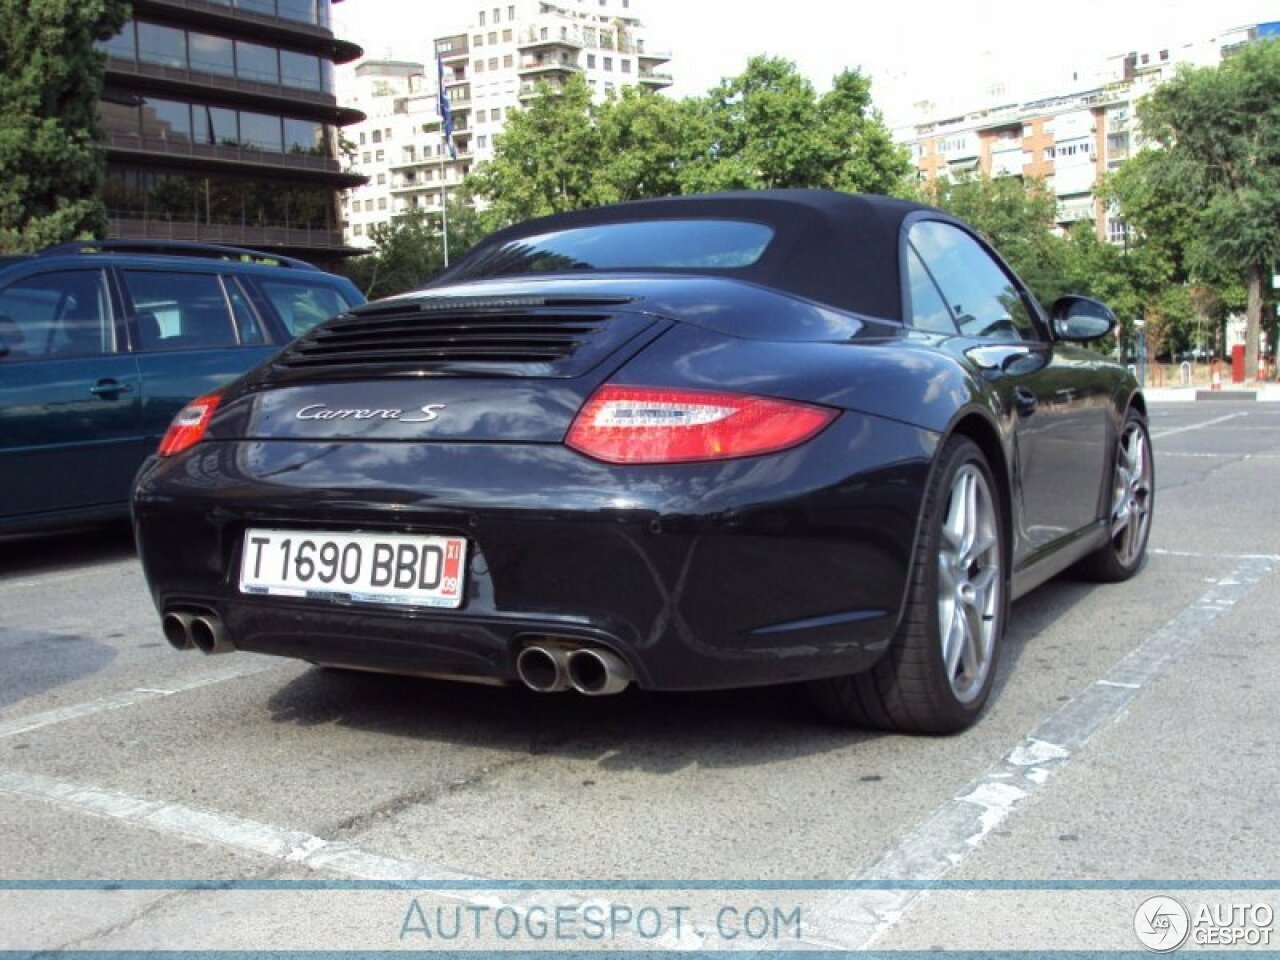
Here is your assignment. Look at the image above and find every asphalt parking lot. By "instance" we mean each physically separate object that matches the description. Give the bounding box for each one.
[1,401,1277,952]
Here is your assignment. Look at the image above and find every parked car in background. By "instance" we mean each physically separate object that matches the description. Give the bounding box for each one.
[0,241,363,534]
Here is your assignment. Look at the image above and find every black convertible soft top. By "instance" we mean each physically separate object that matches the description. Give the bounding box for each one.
[431,190,952,322]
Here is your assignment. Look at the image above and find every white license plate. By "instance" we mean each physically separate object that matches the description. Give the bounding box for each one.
[239,528,466,609]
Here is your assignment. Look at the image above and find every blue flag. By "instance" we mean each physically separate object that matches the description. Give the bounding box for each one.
[437,55,456,160]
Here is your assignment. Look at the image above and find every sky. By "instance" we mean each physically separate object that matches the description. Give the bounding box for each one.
[333,0,1278,124]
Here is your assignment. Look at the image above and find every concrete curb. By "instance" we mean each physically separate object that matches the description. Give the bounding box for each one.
[1144,386,1280,403]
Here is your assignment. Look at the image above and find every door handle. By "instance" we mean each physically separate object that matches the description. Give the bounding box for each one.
[90,379,134,398]
[1014,386,1038,417]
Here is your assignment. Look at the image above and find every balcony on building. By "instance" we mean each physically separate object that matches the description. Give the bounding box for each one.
[518,54,581,77]
[131,0,362,64]
[637,67,672,89]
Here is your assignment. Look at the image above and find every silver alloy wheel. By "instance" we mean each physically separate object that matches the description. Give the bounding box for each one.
[1110,420,1153,567]
[936,464,1002,704]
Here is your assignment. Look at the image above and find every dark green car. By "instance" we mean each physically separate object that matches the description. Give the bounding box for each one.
[0,242,364,534]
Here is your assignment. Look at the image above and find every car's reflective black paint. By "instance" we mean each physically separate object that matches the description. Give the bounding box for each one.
[133,191,1147,725]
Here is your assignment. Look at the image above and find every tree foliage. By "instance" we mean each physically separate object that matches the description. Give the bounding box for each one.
[467,57,914,227]
[926,174,1070,305]
[343,199,486,299]
[0,0,131,252]
[1128,39,1280,377]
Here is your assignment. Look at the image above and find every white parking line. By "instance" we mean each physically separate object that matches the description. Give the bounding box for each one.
[1151,547,1280,562]
[803,556,1272,949]
[0,661,278,740]
[1152,412,1249,439]
[0,767,476,882]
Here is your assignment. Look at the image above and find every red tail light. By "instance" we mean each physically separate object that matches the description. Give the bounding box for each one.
[566,385,837,464]
[157,393,221,457]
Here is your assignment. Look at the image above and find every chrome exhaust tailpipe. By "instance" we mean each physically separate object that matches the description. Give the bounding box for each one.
[515,645,571,693]
[162,612,196,651]
[189,613,234,655]
[567,648,632,696]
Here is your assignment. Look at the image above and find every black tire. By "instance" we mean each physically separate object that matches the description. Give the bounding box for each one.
[808,435,1007,734]
[1073,408,1154,583]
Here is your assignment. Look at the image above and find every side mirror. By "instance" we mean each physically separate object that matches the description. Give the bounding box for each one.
[1051,295,1116,342]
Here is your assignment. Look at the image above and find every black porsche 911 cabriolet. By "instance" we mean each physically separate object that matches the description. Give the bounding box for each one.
[133,189,1153,733]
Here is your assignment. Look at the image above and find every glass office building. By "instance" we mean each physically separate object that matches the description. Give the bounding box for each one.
[98,0,366,264]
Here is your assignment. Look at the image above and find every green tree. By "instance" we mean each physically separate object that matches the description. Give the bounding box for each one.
[1135,38,1280,379]
[679,56,912,195]
[466,74,600,225]
[927,174,1070,305]
[344,199,485,299]
[467,57,913,223]
[0,0,131,252]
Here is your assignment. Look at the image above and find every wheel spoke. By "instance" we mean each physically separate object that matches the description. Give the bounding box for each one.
[943,604,965,677]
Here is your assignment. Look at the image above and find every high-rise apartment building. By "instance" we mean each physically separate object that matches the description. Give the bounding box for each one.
[896,22,1279,243]
[340,0,671,248]
[98,0,367,264]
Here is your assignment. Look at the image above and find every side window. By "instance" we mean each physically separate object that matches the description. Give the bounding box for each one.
[223,277,265,345]
[909,221,1038,341]
[258,280,354,337]
[906,244,957,335]
[0,270,113,361]
[124,271,238,351]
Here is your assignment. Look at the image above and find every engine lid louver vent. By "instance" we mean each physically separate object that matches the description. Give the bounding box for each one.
[273,297,653,381]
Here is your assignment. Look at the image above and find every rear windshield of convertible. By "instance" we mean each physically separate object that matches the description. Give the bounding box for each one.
[445,220,775,281]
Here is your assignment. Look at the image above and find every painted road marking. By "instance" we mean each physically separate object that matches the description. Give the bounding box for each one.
[0,661,278,740]
[0,767,477,883]
[1151,547,1280,562]
[802,557,1272,949]
[1151,412,1249,439]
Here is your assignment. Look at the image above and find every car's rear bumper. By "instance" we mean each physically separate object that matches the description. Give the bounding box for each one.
[132,413,935,690]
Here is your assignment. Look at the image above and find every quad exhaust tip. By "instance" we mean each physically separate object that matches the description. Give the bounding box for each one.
[162,609,234,655]
[566,647,632,696]
[516,642,633,696]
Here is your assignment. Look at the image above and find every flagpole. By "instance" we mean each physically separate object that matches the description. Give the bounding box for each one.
[440,143,450,267]
[436,52,453,268]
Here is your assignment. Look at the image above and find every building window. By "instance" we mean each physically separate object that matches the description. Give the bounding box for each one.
[371,129,382,144]
[502,28,512,42]
[478,10,485,24]
[240,111,283,152]
[362,151,371,163]
[503,54,512,68]
[508,5,515,19]
[378,197,387,210]
[188,32,234,77]
[377,173,386,185]
[603,56,613,71]
[136,21,186,70]
[474,60,484,72]
[235,39,280,84]
[488,57,498,70]
[488,32,497,44]
[359,132,366,145]
[492,7,500,22]
[473,34,483,46]
[587,53,596,68]
[375,149,385,162]
[621,59,630,73]
[353,224,363,236]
